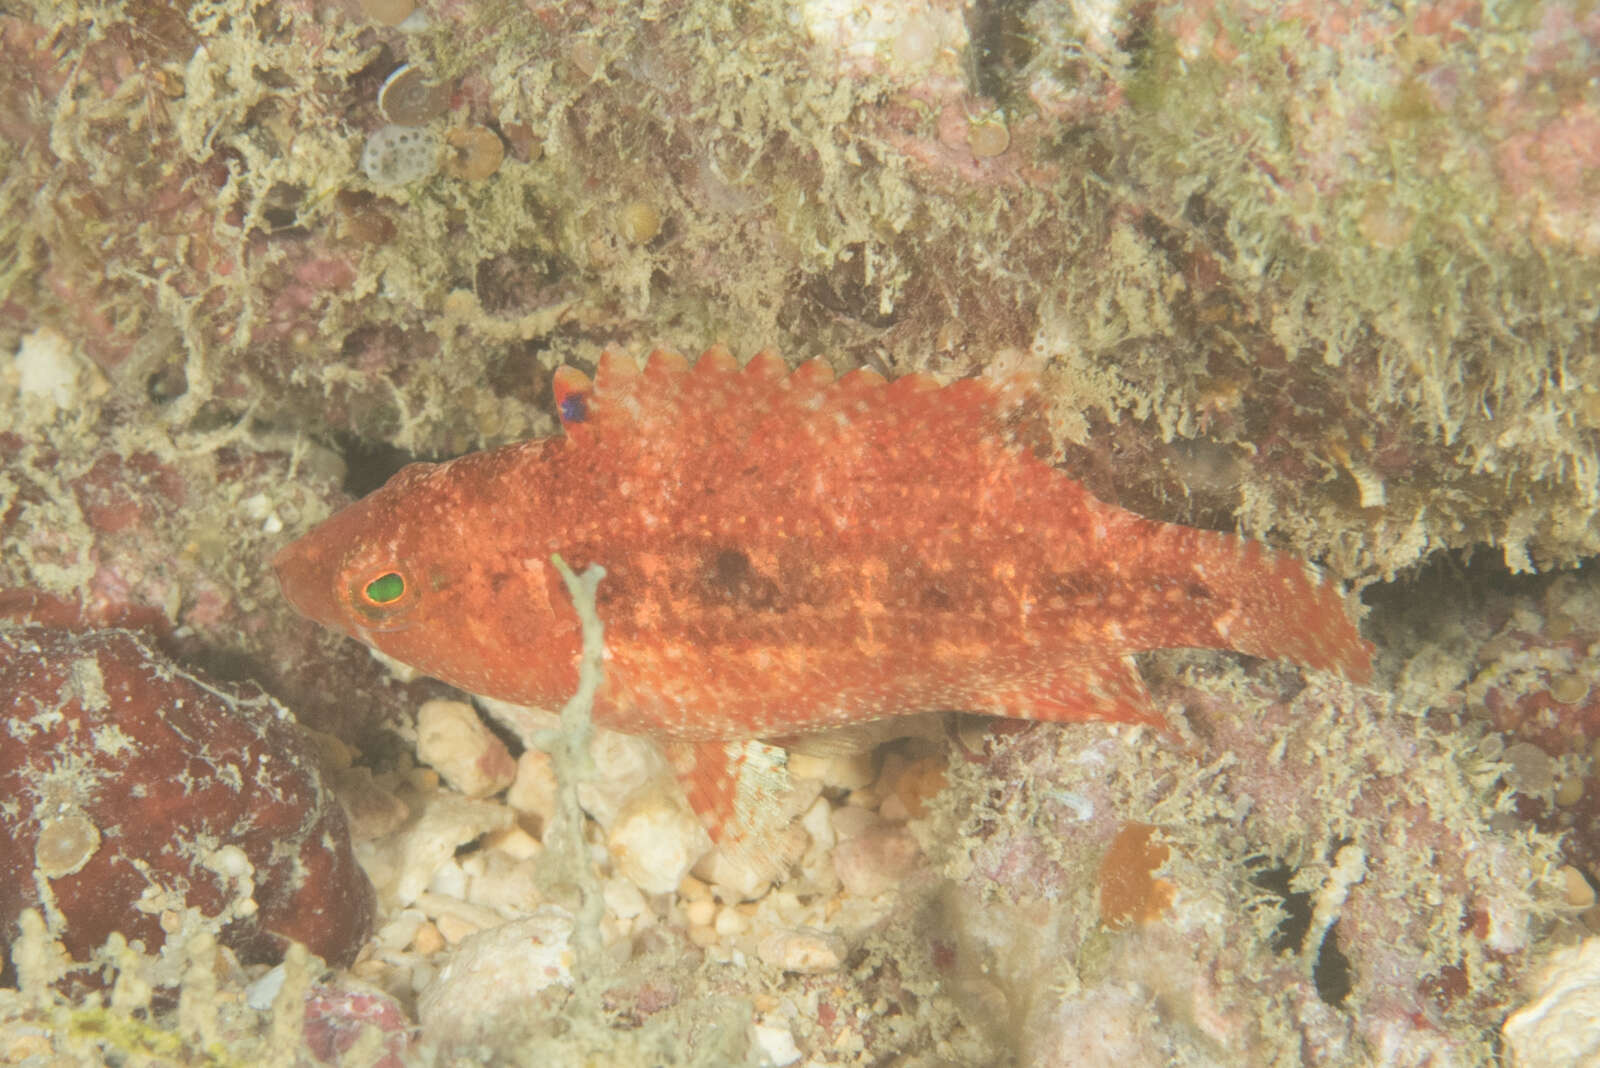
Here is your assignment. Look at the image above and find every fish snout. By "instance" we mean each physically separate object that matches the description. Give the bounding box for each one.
[271,538,341,629]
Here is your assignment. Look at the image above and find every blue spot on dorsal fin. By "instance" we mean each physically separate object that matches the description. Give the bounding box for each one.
[560,393,588,423]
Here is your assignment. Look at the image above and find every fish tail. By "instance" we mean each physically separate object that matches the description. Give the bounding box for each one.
[1122,518,1375,683]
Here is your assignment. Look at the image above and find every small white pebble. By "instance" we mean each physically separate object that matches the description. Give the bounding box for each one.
[785,752,832,783]
[410,921,446,955]
[393,795,513,906]
[507,749,558,824]
[244,964,287,1011]
[821,752,877,791]
[413,893,506,936]
[435,912,480,945]
[694,825,808,902]
[833,823,921,898]
[831,805,881,841]
[1561,866,1597,910]
[715,905,749,937]
[240,493,273,520]
[694,848,772,903]
[798,797,841,891]
[13,326,84,421]
[758,928,844,974]
[374,908,428,954]
[206,843,254,880]
[603,877,649,920]
[425,858,468,900]
[409,960,438,994]
[484,825,542,861]
[416,699,517,799]
[751,1018,803,1067]
[607,787,712,896]
[763,889,804,925]
[349,959,390,985]
[800,795,835,849]
[576,732,672,829]
[685,898,716,928]
[464,851,542,913]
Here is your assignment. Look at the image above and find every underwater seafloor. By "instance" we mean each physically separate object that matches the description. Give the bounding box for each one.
[2,0,1599,1064]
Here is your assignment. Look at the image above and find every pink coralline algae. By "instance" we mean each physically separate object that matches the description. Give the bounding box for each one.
[929,655,1558,1064]
[1426,571,1600,890]
[0,625,373,984]
[303,980,415,1067]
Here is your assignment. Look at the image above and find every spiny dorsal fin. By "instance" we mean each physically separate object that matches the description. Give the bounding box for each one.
[550,346,1036,457]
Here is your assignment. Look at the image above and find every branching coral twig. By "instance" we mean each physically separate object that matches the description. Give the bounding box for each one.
[537,554,608,979]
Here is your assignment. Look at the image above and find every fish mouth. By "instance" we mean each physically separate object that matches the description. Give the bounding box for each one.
[271,539,341,629]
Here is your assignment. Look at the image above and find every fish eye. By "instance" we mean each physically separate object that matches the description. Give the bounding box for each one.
[347,565,419,629]
[364,571,406,604]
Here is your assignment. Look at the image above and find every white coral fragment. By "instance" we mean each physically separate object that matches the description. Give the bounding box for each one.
[416,699,517,799]
[1503,937,1600,1067]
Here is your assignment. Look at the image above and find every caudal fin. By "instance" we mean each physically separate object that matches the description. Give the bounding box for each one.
[1114,517,1374,683]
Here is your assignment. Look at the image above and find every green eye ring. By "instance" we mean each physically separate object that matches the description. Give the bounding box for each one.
[363,572,406,604]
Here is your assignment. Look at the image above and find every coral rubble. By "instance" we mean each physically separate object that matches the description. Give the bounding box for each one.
[0,624,373,984]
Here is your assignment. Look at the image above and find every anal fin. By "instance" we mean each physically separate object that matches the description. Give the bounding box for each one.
[980,655,1166,729]
[664,739,820,898]
[664,738,797,845]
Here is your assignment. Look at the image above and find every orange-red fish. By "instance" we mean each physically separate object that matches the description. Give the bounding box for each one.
[274,346,1373,836]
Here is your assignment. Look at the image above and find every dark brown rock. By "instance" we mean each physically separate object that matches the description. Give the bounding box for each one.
[0,625,373,984]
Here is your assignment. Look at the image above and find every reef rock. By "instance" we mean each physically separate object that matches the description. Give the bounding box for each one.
[0,624,373,984]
